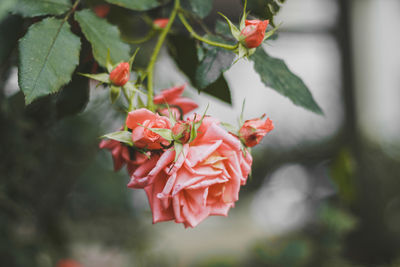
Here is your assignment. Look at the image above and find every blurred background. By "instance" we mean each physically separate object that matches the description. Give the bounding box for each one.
[1,0,400,266]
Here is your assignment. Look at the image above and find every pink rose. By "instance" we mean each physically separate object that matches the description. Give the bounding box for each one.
[109,62,130,86]
[154,85,198,118]
[128,116,252,228]
[99,139,130,171]
[239,116,274,147]
[126,108,172,150]
[240,19,269,49]
[99,138,151,174]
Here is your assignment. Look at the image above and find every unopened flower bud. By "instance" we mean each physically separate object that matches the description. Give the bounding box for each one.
[240,20,269,49]
[109,62,130,86]
[239,116,274,147]
[172,121,191,143]
[153,18,169,29]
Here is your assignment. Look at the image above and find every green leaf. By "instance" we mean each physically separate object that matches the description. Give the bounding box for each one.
[102,131,133,146]
[18,18,81,104]
[75,9,130,67]
[0,0,16,22]
[168,35,232,105]
[243,0,286,27]
[13,0,71,17]
[0,15,23,65]
[184,0,213,18]
[218,12,240,40]
[195,47,234,89]
[79,73,110,83]
[202,74,232,105]
[250,48,323,114]
[104,0,161,11]
[56,73,90,119]
[167,35,198,85]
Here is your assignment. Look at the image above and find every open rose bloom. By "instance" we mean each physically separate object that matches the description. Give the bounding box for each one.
[128,116,253,228]
[100,85,272,228]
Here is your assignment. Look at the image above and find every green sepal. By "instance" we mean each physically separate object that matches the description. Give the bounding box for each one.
[218,12,240,40]
[174,142,183,162]
[106,49,113,72]
[237,43,247,59]
[110,85,120,104]
[239,98,246,125]
[128,47,140,71]
[138,124,173,141]
[188,104,209,143]
[123,81,146,96]
[240,0,248,30]
[79,72,110,83]
[263,23,281,42]
[165,102,177,125]
[221,122,238,135]
[101,131,133,146]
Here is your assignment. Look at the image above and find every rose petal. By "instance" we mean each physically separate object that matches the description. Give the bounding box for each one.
[186,140,222,167]
[200,123,241,151]
[153,85,185,104]
[126,108,156,130]
[145,174,175,223]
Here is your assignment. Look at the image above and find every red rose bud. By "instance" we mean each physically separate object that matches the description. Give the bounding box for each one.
[240,19,269,48]
[94,4,110,18]
[172,121,191,143]
[109,62,130,86]
[239,116,274,147]
[153,18,169,29]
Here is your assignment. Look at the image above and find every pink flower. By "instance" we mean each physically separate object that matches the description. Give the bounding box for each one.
[153,18,169,29]
[126,108,172,150]
[240,19,269,48]
[128,116,252,228]
[239,116,274,147]
[154,85,198,118]
[99,139,130,171]
[109,62,130,86]
[99,138,151,174]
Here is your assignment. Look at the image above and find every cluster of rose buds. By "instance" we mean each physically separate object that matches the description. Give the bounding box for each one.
[100,85,273,228]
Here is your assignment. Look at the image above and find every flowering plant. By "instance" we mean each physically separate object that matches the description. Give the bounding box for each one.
[11,0,323,228]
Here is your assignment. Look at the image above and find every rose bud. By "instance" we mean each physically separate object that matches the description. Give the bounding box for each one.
[153,18,169,29]
[172,121,191,143]
[126,108,172,150]
[239,116,274,147]
[94,4,110,18]
[240,19,269,49]
[109,62,130,86]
